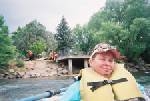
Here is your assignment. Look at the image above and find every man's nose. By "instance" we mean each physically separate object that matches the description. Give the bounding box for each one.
[104,60,110,66]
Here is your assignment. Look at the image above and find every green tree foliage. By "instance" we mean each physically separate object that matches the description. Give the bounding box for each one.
[99,22,129,53]
[55,16,72,55]
[87,11,106,32]
[29,40,46,55]
[72,25,95,54]
[12,20,46,51]
[86,0,150,62]
[104,0,149,27]
[0,16,15,68]
[128,18,150,61]
[104,0,125,23]
[12,20,57,57]
[45,31,58,53]
[123,0,148,28]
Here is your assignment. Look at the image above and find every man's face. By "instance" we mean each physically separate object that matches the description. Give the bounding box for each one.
[89,52,115,77]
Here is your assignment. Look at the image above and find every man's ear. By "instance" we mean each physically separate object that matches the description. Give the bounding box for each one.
[89,58,93,66]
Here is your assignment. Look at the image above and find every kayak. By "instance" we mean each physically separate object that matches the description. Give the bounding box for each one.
[40,95,60,101]
[17,83,150,101]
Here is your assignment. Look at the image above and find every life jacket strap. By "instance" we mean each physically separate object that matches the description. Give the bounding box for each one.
[87,78,128,92]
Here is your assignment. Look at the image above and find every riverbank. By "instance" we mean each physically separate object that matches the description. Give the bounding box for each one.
[0,58,150,79]
[125,62,150,73]
[0,59,69,79]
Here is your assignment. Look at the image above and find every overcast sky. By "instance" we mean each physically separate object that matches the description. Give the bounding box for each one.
[0,0,106,33]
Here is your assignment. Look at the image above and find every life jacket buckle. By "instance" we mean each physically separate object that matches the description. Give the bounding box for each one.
[103,80,113,85]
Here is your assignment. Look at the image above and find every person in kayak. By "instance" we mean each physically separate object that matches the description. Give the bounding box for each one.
[59,42,147,101]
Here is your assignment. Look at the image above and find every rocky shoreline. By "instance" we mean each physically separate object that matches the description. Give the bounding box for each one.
[0,59,150,79]
[125,62,150,73]
[0,60,69,79]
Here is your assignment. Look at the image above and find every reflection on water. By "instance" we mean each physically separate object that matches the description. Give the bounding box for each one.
[0,77,74,101]
[133,72,150,86]
[0,73,150,101]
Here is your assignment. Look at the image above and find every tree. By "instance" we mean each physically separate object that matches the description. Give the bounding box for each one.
[97,22,129,55]
[45,31,58,53]
[72,25,96,54]
[12,20,54,57]
[29,40,46,56]
[104,0,149,28]
[129,18,150,62]
[87,11,106,32]
[86,0,150,62]
[55,16,72,55]
[12,20,46,50]
[104,0,125,23]
[123,0,149,27]
[0,16,15,68]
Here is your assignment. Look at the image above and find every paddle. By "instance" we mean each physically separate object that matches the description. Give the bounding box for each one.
[17,88,66,101]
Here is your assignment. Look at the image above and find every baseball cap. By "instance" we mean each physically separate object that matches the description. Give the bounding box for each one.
[90,43,122,59]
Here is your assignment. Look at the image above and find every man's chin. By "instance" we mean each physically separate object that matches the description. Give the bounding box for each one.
[103,71,112,76]
[104,70,112,74]
[103,73,112,78]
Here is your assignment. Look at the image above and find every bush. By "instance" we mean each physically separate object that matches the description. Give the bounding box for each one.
[16,59,24,68]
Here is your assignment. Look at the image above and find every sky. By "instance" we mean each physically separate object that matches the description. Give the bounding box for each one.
[0,0,106,33]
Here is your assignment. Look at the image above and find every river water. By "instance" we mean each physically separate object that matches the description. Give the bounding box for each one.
[0,76,74,101]
[0,73,150,101]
